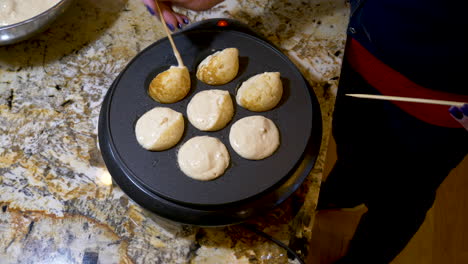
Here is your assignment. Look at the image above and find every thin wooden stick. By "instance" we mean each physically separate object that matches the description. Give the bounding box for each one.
[154,1,184,67]
[346,94,466,107]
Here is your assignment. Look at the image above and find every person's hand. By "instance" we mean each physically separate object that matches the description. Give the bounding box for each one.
[142,0,189,31]
[142,0,224,31]
[449,104,468,131]
[157,0,224,11]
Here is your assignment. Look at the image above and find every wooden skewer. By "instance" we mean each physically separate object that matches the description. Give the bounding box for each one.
[346,94,466,107]
[154,1,184,67]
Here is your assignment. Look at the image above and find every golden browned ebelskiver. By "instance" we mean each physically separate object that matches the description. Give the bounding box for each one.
[197,48,239,85]
[148,66,191,103]
[236,72,283,112]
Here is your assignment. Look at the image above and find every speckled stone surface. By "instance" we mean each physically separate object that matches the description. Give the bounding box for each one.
[0,0,349,263]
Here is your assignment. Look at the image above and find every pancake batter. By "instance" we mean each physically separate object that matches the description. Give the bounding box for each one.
[0,0,60,26]
[135,107,184,151]
[187,89,234,131]
[229,116,280,160]
[177,136,230,181]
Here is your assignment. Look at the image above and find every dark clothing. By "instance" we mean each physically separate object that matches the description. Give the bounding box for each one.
[349,0,468,94]
[345,38,468,128]
[320,60,467,263]
[319,1,468,262]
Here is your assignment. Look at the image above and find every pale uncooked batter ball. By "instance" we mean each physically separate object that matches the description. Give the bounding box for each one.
[177,136,230,181]
[229,116,280,160]
[135,107,184,151]
[196,48,239,85]
[148,66,191,104]
[187,89,234,131]
[236,72,283,112]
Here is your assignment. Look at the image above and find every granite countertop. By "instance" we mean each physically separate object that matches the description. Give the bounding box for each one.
[0,0,349,263]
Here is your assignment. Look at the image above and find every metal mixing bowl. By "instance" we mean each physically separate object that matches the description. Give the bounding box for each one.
[0,0,75,45]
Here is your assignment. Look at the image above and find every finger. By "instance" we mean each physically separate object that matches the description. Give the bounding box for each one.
[181,15,190,25]
[449,106,464,120]
[158,2,179,31]
[449,105,468,131]
[142,0,157,16]
[162,1,185,30]
[172,11,189,29]
[144,0,178,31]
[158,0,224,11]
[462,104,468,117]
[144,1,189,26]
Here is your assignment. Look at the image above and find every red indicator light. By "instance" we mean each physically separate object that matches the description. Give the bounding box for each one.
[217,20,229,27]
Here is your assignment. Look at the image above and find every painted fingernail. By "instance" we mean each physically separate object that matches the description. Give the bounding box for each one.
[145,5,155,16]
[461,104,468,116]
[177,23,182,29]
[166,23,175,31]
[183,18,189,24]
[449,106,463,120]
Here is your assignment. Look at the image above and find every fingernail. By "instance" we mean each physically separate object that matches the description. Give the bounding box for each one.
[177,23,182,29]
[166,23,175,31]
[449,106,463,120]
[183,18,189,24]
[461,104,468,116]
[145,5,155,16]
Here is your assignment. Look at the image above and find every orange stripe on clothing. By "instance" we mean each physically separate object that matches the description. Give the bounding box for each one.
[346,38,468,128]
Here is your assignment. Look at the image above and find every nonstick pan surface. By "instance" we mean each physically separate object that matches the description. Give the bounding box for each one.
[103,28,315,206]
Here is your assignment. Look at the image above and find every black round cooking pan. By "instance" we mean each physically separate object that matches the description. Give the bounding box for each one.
[98,19,322,226]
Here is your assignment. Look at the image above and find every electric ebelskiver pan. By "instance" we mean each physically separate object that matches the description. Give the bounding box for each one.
[98,19,322,226]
